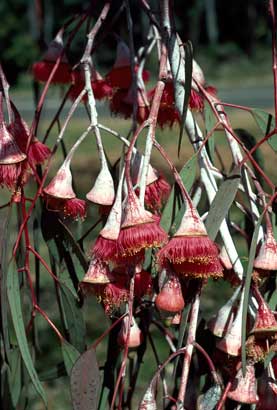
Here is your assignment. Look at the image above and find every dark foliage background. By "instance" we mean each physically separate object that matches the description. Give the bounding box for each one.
[0,0,271,84]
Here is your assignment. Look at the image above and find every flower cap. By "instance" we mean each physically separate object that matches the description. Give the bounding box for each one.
[174,206,207,237]
[113,41,130,68]
[86,165,115,206]
[43,30,68,63]
[121,190,154,229]
[44,162,75,199]
[81,257,113,285]
[227,363,259,404]
[254,230,277,271]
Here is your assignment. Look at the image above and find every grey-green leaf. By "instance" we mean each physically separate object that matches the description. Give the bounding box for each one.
[241,212,264,375]
[197,384,222,410]
[7,266,47,407]
[178,40,193,157]
[7,347,22,407]
[161,155,197,232]
[61,340,80,375]
[59,284,86,353]
[205,166,241,240]
[204,101,217,163]
[70,348,101,410]
[250,108,277,152]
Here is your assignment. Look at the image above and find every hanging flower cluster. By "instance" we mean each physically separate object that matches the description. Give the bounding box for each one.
[32,31,218,127]
[0,93,50,198]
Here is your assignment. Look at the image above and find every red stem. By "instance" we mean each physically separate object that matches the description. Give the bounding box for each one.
[27,245,61,284]
[216,381,232,410]
[111,276,135,410]
[153,139,194,208]
[92,313,127,349]
[35,304,64,342]
[13,88,86,258]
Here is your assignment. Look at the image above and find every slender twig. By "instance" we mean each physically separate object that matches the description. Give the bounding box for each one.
[111,275,135,410]
[177,288,201,406]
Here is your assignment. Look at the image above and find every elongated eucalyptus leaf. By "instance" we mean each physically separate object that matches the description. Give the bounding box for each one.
[250,108,277,151]
[170,202,186,235]
[178,40,193,157]
[39,362,66,381]
[0,207,12,362]
[60,286,86,352]
[241,212,264,375]
[58,219,89,273]
[7,266,47,407]
[70,348,101,410]
[173,303,191,379]
[204,101,217,163]
[197,384,222,410]
[41,208,88,279]
[7,347,22,407]
[98,386,110,410]
[61,340,80,375]
[264,350,276,369]
[161,155,197,232]
[205,166,241,240]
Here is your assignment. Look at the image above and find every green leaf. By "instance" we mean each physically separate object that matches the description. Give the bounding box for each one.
[39,362,66,381]
[205,166,241,240]
[264,350,276,369]
[70,348,101,410]
[0,207,12,362]
[58,219,89,274]
[197,384,222,410]
[250,108,277,152]
[241,212,264,375]
[61,340,80,375]
[204,101,217,163]
[98,386,110,410]
[173,303,191,379]
[7,265,47,407]
[7,347,22,407]
[170,202,186,235]
[161,155,197,232]
[59,286,86,352]
[178,40,193,157]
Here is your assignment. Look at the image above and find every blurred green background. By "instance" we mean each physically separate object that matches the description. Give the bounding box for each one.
[1,1,276,409]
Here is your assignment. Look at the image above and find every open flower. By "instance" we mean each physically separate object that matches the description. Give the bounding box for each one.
[148,80,180,128]
[132,152,171,213]
[69,64,112,102]
[0,94,26,190]
[106,40,149,90]
[9,103,50,168]
[80,257,113,290]
[254,228,277,277]
[44,161,86,221]
[117,190,168,257]
[109,87,150,123]
[92,275,129,315]
[246,290,277,362]
[157,206,222,279]
[32,30,72,84]
[190,59,217,111]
